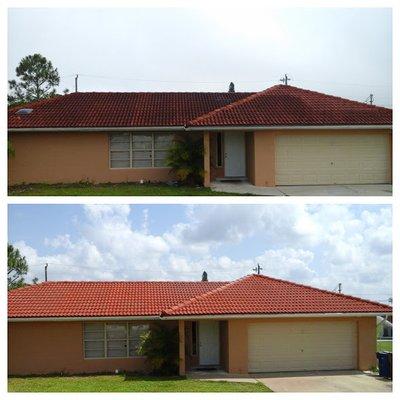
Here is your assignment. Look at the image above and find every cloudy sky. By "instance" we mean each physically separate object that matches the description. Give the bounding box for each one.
[8,204,392,304]
[8,7,392,106]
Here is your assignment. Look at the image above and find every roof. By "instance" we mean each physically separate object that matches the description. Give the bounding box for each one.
[8,92,252,129]
[187,85,392,127]
[8,275,392,319]
[162,275,392,316]
[8,85,392,129]
[7,281,226,318]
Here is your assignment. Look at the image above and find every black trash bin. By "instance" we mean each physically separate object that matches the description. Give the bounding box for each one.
[376,352,392,379]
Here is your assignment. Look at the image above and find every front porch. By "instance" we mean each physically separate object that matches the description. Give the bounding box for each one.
[178,320,229,376]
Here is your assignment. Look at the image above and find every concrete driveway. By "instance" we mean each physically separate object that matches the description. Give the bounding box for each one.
[252,370,392,392]
[211,182,392,196]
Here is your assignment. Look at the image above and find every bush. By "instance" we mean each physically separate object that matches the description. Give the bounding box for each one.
[137,324,179,375]
[166,134,204,186]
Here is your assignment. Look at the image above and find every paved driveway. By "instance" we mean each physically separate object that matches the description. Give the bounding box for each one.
[211,182,392,196]
[252,370,392,392]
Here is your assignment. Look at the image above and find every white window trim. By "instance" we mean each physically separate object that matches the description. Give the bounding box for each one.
[109,133,173,170]
[83,322,149,360]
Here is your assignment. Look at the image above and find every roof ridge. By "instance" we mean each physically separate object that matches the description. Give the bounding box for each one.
[187,86,279,126]
[161,275,252,315]
[254,274,391,309]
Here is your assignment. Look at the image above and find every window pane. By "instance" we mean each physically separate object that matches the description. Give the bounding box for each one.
[129,325,149,356]
[111,160,130,168]
[110,151,130,161]
[84,323,104,340]
[85,348,105,358]
[132,150,152,159]
[106,324,127,340]
[106,340,127,358]
[154,150,168,159]
[110,133,130,150]
[84,341,104,358]
[154,133,173,149]
[132,134,152,150]
[132,159,152,168]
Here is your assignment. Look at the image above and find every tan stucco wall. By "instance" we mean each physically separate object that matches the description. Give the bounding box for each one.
[252,129,392,187]
[8,132,175,185]
[226,317,377,374]
[8,321,158,376]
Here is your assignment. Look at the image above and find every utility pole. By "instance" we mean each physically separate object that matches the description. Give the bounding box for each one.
[75,74,79,93]
[280,74,291,85]
[45,263,48,282]
[253,263,263,275]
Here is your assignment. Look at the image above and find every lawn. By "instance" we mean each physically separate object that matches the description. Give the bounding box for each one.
[8,374,270,392]
[377,340,392,352]
[8,183,247,196]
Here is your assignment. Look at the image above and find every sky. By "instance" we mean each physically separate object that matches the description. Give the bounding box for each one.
[8,204,392,304]
[8,7,392,107]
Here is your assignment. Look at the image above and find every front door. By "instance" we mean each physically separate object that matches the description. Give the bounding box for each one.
[199,320,220,365]
[224,132,246,177]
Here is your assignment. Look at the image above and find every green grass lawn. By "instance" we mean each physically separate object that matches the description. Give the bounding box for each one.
[377,340,392,352]
[8,183,248,196]
[8,374,270,392]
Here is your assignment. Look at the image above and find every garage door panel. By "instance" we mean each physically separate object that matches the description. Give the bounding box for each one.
[248,321,357,373]
[275,134,390,185]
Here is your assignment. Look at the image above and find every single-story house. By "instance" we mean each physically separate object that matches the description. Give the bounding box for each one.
[8,84,392,187]
[8,274,392,376]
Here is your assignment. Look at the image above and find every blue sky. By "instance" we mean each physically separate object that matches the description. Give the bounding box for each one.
[8,7,392,107]
[8,204,392,304]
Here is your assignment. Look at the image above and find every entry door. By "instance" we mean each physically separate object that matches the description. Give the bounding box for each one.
[224,132,246,177]
[199,321,220,365]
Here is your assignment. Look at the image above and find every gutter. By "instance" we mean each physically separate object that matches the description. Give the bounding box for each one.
[8,124,392,133]
[9,311,391,322]
[8,315,161,322]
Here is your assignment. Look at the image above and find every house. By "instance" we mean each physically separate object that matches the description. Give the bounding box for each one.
[8,274,392,376]
[8,85,392,188]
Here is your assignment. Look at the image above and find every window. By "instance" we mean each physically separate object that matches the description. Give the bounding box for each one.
[83,322,149,359]
[216,132,223,167]
[191,321,198,356]
[110,133,173,168]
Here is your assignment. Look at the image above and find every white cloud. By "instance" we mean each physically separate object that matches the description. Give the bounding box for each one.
[12,204,391,304]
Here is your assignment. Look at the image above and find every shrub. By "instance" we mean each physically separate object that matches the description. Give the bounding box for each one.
[166,134,204,186]
[137,324,179,375]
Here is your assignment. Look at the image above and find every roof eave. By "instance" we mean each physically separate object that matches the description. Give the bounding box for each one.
[8,126,186,133]
[185,124,393,131]
[8,315,161,322]
[161,311,392,320]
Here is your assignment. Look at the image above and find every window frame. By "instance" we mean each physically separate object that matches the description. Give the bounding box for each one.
[109,133,173,170]
[83,322,149,360]
[215,132,223,167]
[191,321,198,356]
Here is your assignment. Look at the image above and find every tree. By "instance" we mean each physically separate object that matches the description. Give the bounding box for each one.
[8,54,60,106]
[166,134,204,186]
[137,324,179,375]
[8,244,28,290]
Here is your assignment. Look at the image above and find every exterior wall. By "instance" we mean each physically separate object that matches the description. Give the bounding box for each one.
[8,320,176,376]
[8,132,175,185]
[245,132,255,185]
[226,317,377,374]
[251,128,392,187]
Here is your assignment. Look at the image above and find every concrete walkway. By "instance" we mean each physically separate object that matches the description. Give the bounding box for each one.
[252,370,392,392]
[211,181,392,196]
[187,370,258,383]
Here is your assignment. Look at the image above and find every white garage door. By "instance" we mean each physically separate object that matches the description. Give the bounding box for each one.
[275,133,390,185]
[248,320,357,373]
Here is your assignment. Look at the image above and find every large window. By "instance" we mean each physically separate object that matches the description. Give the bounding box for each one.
[84,322,149,359]
[109,133,173,168]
